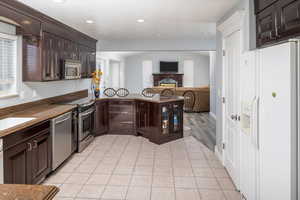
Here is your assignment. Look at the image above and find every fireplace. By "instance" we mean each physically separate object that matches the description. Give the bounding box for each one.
[159,78,177,87]
[153,73,183,87]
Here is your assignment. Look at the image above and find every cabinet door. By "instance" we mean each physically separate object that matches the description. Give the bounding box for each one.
[31,131,52,184]
[137,102,150,130]
[4,142,31,184]
[54,37,64,80]
[277,0,300,38]
[79,46,88,78]
[255,0,278,14]
[89,50,96,77]
[42,32,55,81]
[256,5,278,47]
[170,103,183,134]
[95,101,108,135]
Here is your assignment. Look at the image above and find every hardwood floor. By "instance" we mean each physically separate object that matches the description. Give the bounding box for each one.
[184,112,216,151]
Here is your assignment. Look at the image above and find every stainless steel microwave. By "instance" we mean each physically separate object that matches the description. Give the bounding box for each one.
[63,59,81,80]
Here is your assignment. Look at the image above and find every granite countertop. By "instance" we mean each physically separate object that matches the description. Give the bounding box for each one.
[0,184,59,200]
[96,94,184,103]
[0,104,77,138]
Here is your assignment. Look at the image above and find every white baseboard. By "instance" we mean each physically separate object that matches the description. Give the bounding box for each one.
[209,112,216,120]
[214,145,223,164]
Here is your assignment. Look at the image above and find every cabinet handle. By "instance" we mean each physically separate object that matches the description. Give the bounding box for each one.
[28,143,32,151]
[33,140,38,149]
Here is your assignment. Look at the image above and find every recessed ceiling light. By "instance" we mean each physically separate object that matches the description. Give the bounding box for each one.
[137,19,145,23]
[86,20,94,24]
[53,0,66,3]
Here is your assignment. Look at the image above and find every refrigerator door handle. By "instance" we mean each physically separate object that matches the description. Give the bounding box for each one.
[251,96,260,150]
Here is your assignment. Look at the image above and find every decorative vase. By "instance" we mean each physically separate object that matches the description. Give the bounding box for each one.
[94,90,100,98]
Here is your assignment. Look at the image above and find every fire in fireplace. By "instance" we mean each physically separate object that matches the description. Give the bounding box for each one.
[159,78,177,87]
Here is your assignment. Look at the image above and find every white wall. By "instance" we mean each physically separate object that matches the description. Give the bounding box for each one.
[209,51,217,118]
[0,80,91,108]
[97,52,125,89]
[124,52,210,93]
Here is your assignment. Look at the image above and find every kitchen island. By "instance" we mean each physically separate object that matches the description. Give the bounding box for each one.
[95,94,184,144]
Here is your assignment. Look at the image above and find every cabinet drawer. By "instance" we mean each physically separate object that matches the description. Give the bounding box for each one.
[110,121,134,131]
[3,121,50,151]
[109,100,134,106]
[109,105,133,114]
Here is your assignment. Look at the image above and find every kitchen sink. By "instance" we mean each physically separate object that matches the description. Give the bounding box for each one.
[0,117,36,131]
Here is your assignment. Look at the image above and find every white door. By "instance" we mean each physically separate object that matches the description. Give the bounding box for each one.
[223,30,241,188]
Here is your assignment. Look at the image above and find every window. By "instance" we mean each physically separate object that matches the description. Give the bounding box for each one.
[0,33,18,98]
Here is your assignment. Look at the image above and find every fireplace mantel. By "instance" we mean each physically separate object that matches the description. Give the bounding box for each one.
[153,73,184,87]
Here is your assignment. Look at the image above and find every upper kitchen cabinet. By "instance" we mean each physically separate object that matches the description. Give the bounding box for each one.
[0,1,41,36]
[255,0,300,47]
[256,5,277,47]
[277,0,300,39]
[0,0,97,82]
[255,0,278,14]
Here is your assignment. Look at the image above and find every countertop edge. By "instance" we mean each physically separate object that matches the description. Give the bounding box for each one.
[0,104,77,138]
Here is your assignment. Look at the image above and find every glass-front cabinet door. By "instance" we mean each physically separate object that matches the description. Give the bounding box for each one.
[161,105,170,135]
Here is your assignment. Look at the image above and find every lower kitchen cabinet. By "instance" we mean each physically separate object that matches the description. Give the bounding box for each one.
[3,121,52,184]
[30,131,52,184]
[94,100,109,136]
[136,101,150,138]
[94,99,184,145]
[4,142,31,184]
[108,100,136,135]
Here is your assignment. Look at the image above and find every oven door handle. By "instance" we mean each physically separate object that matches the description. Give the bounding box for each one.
[80,109,95,117]
[55,116,71,125]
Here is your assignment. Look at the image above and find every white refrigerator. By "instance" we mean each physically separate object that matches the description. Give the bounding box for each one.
[240,41,299,200]
[259,41,298,200]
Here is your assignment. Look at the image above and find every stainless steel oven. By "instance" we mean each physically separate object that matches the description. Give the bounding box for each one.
[78,103,95,152]
[63,59,81,80]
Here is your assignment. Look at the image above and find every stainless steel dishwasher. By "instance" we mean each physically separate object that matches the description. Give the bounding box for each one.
[51,112,72,170]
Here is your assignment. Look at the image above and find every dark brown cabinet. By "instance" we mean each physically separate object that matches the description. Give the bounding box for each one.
[3,121,52,184]
[255,0,300,47]
[94,99,184,145]
[4,142,31,184]
[79,45,96,78]
[41,32,61,81]
[30,131,52,184]
[255,0,278,14]
[108,100,136,135]
[256,5,277,47]
[95,100,109,136]
[0,1,41,36]
[0,0,97,82]
[136,101,150,137]
[277,0,300,38]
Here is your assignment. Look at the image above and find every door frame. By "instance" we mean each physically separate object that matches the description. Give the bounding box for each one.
[217,10,245,189]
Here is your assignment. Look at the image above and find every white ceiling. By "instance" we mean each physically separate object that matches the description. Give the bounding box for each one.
[100,51,211,59]
[18,0,240,41]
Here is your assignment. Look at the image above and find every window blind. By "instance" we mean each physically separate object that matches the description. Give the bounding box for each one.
[0,36,16,84]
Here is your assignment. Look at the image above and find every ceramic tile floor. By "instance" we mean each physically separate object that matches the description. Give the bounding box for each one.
[44,134,241,200]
